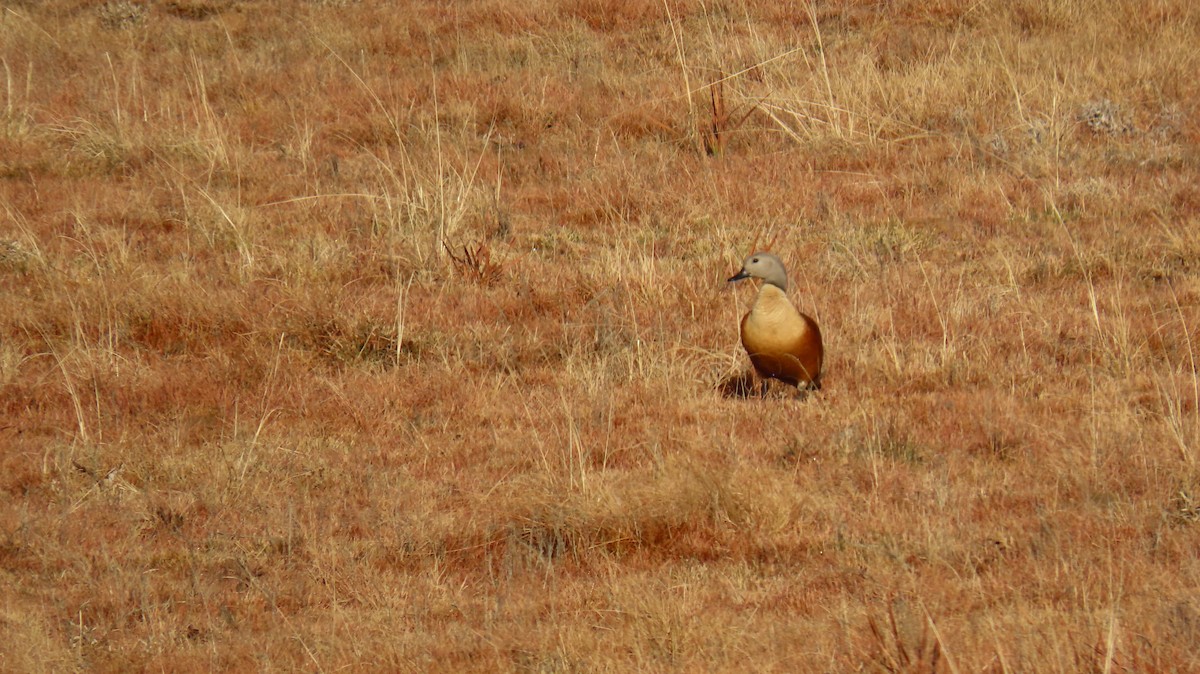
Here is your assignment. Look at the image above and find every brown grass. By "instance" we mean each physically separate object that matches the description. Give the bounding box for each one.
[3,0,1200,671]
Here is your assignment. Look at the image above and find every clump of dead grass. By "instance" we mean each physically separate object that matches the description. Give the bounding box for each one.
[97,1,147,30]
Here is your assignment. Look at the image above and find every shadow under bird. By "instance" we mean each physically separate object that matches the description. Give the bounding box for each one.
[728,252,824,396]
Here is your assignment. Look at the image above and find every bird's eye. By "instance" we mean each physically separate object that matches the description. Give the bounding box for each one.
[752,257,759,263]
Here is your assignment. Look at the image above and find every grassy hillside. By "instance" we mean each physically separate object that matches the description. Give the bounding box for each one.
[3,0,1199,671]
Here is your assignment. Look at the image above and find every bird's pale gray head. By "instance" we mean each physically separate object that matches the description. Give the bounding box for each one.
[728,252,788,291]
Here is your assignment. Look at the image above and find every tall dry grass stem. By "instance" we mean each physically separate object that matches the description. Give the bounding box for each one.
[663,0,698,154]
[804,0,847,140]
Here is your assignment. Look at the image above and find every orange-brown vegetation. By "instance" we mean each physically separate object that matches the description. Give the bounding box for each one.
[3,0,1200,671]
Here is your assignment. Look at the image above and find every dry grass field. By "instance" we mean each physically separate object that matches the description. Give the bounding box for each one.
[3,0,1200,671]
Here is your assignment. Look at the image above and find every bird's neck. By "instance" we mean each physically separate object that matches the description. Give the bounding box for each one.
[751,284,797,321]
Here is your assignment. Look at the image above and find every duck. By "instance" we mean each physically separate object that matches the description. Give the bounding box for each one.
[727,252,823,396]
